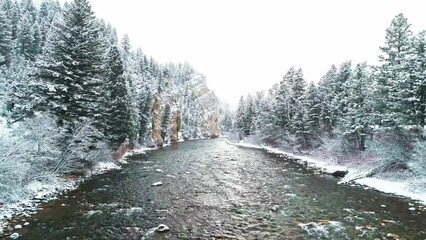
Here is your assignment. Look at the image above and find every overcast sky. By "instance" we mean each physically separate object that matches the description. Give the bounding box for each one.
[56,0,426,106]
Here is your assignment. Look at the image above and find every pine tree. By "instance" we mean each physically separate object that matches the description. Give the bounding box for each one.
[120,34,140,146]
[332,61,352,125]
[103,43,129,147]
[236,96,245,133]
[378,13,415,127]
[304,82,321,137]
[318,65,337,133]
[289,68,306,134]
[38,0,61,48]
[274,67,294,130]
[16,10,37,60]
[8,0,20,40]
[343,63,373,150]
[0,9,12,66]
[36,0,105,130]
[412,30,426,128]
[244,93,254,134]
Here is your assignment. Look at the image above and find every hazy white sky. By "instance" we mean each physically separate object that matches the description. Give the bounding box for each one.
[58,0,426,106]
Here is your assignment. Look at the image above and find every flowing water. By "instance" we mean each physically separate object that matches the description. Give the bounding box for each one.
[6,139,426,239]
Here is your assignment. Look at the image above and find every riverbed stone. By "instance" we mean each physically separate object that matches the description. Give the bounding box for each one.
[151,182,163,187]
[155,224,169,232]
[331,170,348,178]
[14,225,22,230]
[9,233,19,239]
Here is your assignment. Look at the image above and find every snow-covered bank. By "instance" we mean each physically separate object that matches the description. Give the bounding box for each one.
[354,178,426,205]
[0,155,135,238]
[228,141,348,174]
[228,140,426,205]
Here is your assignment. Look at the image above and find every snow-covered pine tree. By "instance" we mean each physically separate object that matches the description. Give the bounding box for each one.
[304,81,321,138]
[289,68,306,134]
[274,67,294,130]
[342,62,373,150]
[36,0,105,131]
[378,13,415,127]
[0,0,20,43]
[0,8,12,67]
[331,61,352,127]
[236,96,245,134]
[4,56,40,121]
[133,49,153,144]
[411,30,426,128]
[103,43,130,147]
[38,0,62,49]
[244,94,254,135]
[251,91,265,133]
[120,35,140,146]
[16,10,37,60]
[318,65,337,133]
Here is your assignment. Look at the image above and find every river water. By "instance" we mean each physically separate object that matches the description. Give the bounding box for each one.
[7,139,426,239]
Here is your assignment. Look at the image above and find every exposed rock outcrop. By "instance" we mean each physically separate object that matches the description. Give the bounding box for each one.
[144,65,219,147]
[169,110,181,142]
[210,110,220,138]
[151,95,164,147]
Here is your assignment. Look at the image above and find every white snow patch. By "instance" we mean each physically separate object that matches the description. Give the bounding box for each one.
[86,210,102,217]
[229,141,348,174]
[0,160,124,233]
[92,161,121,175]
[122,147,153,158]
[228,140,426,206]
[354,178,426,205]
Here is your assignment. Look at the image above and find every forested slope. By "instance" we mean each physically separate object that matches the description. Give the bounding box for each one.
[0,0,219,204]
[234,13,426,185]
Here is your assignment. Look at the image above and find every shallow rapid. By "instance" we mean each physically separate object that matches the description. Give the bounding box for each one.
[9,139,426,239]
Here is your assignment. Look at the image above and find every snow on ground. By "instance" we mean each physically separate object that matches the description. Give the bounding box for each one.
[91,161,121,175]
[0,147,150,237]
[123,147,154,158]
[228,140,426,205]
[355,178,426,205]
[230,141,348,174]
[0,178,79,236]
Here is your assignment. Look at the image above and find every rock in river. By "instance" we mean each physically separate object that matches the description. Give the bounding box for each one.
[10,233,19,239]
[155,224,170,232]
[332,170,348,178]
[151,182,163,187]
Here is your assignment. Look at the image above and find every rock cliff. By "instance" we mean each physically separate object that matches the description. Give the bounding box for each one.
[146,64,220,147]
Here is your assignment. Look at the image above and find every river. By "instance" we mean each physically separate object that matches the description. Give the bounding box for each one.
[7,139,426,239]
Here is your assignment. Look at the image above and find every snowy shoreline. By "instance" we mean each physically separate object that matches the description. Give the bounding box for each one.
[227,140,426,206]
[0,147,151,239]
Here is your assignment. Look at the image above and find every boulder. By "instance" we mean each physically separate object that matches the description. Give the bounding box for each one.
[151,182,163,187]
[332,170,348,178]
[155,224,170,233]
[10,233,19,239]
